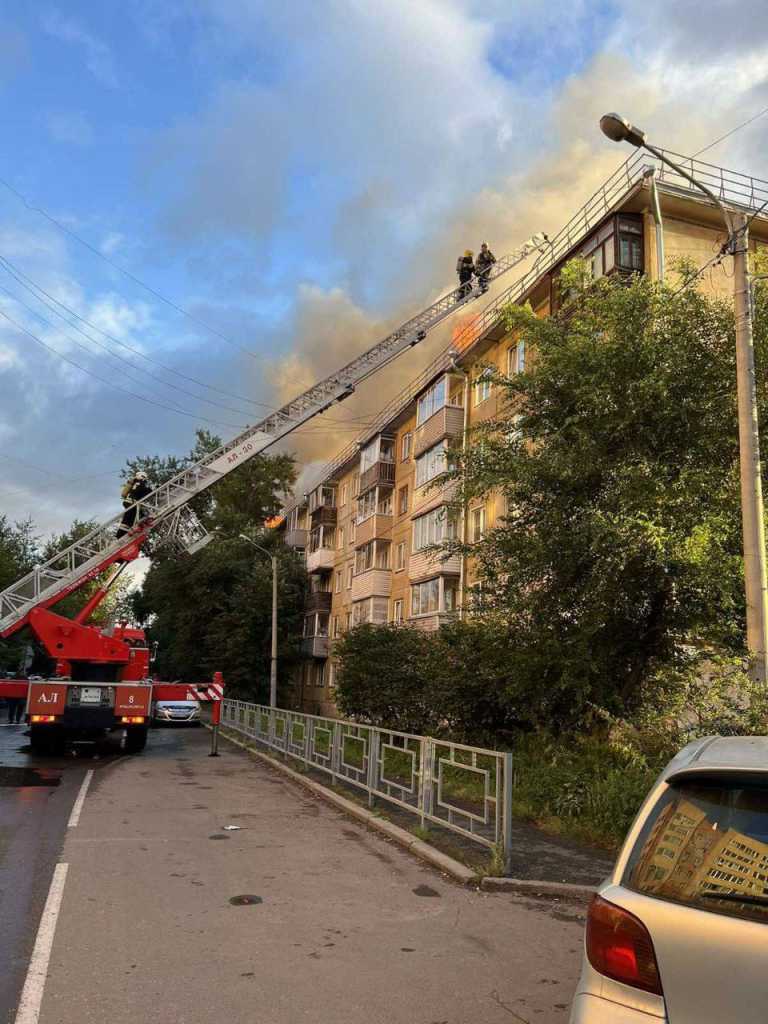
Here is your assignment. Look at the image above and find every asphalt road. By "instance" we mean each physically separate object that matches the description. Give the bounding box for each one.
[4,725,587,1024]
[0,721,192,1024]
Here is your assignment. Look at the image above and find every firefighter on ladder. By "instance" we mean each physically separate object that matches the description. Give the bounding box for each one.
[117,471,152,538]
[456,250,475,300]
[475,242,497,293]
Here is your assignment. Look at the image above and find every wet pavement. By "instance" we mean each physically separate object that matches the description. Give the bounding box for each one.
[0,722,191,1024]
[29,727,586,1024]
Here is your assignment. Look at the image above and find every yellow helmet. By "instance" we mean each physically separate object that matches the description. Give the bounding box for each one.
[464,249,473,257]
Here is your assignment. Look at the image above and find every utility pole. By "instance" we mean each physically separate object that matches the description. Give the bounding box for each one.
[732,213,768,682]
[599,113,768,682]
[270,555,278,707]
[240,535,280,706]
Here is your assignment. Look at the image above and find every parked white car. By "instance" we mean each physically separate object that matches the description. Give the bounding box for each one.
[570,736,768,1023]
[153,699,201,726]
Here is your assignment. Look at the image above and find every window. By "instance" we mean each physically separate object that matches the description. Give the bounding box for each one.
[332,616,340,638]
[380,438,395,463]
[417,376,447,426]
[378,490,393,516]
[327,661,336,688]
[411,578,439,616]
[413,506,456,551]
[508,339,526,375]
[335,570,342,593]
[617,216,643,271]
[401,432,412,461]
[473,370,493,406]
[340,483,347,507]
[624,777,768,926]
[415,440,448,488]
[352,599,372,626]
[375,542,390,570]
[470,506,486,543]
[337,526,345,549]
[444,580,458,612]
[393,599,403,624]
[355,541,374,574]
[357,487,377,522]
[309,525,334,552]
[350,519,356,543]
[395,541,406,571]
[345,610,352,631]
[351,474,359,498]
[398,485,409,515]
[346,564,354,589]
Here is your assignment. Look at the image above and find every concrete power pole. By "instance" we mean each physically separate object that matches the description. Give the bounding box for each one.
[732,213,768,683]
[270,555,278,707]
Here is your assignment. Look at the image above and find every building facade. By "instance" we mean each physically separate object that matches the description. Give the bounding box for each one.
[279,152,768,715]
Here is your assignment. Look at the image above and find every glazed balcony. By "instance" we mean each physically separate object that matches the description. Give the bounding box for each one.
[408,548,461,582]
[354,512,393,547]
[302,635,330,658]
[306,546,334,573]
[305,591,332,613]
[351,569,392,602]
[413,405,464,458]
[359,459,396,494]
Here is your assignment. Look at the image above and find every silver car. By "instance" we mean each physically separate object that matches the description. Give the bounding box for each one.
[570,736,768,1023]
[153,699,201,725]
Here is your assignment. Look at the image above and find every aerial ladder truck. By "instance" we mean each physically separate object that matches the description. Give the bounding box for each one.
[0,234,547,754]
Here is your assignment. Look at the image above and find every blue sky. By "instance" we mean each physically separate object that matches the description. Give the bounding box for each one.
[2,0,768,537]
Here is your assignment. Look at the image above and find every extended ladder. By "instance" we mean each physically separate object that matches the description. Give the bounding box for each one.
[0,233,548,636]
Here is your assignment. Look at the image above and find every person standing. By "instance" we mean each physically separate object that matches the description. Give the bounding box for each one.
[6,695,24,724]
[456,250,475,300]
[475,242,496,293]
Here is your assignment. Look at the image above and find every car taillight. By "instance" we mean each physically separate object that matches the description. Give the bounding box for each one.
[586,895,663,996]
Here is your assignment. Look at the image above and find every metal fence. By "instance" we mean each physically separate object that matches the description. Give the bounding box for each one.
[221,700,513,863]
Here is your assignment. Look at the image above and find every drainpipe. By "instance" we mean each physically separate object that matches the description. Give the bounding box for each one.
[644,165,665,282]
[450,353,471,620]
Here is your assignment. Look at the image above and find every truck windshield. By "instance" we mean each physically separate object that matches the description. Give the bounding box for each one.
[623,774,768,925]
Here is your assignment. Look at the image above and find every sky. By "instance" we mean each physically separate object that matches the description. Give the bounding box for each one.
[2,0,768,544]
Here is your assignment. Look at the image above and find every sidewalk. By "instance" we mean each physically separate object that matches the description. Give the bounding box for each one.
[38,727,584,1024]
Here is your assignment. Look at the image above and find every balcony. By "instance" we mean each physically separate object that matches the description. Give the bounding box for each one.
[409,611,458,632]
[359,459,396,494]
[408,548,461,582]
[413,405,464,458]
[305,591,332,613]
[351,569,392,602]
[284,528,308,549]
[306,546,334,573]
[412,477,458,515]
[302,635,330,658]
[354,513,393,547]
[310,505,337,527]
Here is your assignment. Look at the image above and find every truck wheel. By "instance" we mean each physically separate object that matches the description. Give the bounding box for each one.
[29,726,62,755]
[124,726,148,754]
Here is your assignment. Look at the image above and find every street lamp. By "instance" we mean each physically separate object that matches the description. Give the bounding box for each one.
[239,534,279,707]
[600,112,768,683]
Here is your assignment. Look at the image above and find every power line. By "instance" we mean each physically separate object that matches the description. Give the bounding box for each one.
[0,175,263,360]
[0,253,386,430]
[693,105,768,159]
[0,305,250,430]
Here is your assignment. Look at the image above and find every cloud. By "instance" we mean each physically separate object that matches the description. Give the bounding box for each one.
[47,110,93,146]
[41,10,119,88]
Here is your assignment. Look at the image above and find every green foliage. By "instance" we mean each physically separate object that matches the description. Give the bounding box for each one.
[129,435,306,698]
[451,268,763,728]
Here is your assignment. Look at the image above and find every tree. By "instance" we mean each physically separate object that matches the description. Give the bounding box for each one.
[129,434,305,698]
[452,264,761,728]
[0,516,39,674]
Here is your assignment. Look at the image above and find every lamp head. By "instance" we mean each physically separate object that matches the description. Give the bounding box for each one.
[599,112,646,148]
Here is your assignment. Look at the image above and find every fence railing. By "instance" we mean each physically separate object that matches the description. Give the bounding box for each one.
[221,700,513,865]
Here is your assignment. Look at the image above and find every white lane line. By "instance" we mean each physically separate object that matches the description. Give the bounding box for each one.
[66,769,93,829]
[14,862,68,1024]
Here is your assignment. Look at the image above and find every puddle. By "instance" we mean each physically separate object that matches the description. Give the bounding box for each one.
[209,834,229,840]
[412,885,441,898]
[0,766,61,787]
[229,895,263,906]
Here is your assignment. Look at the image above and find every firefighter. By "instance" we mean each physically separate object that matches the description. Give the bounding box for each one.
[5,694,24,724]
[475,242,496,293]
[456,249,475,300]
[116,471,152,539]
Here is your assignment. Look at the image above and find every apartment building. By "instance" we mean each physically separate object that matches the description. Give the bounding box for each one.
[280,150,768,715]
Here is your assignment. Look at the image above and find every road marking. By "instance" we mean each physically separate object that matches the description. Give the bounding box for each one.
[66,770,93,829]
[14,862,68,1024]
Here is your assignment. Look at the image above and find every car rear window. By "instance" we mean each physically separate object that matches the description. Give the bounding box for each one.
[624,774,768,925]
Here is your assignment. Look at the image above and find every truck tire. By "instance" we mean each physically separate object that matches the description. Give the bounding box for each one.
[29,726,62,756]
[124,725,148,754]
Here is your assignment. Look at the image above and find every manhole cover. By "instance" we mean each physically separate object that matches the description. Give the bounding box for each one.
[0,767,61,788]
[229,895,263,906]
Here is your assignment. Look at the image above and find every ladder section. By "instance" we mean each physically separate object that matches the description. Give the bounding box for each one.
[0,233,548,636]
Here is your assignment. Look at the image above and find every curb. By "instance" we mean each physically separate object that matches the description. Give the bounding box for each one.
[213,726,477,885]
[480,876,595,903]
